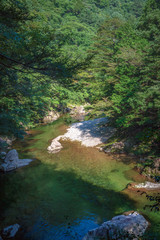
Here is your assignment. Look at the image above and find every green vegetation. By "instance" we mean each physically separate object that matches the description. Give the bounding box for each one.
[81,0,160,159]
[0,0,159,160]
[1,1,160,237]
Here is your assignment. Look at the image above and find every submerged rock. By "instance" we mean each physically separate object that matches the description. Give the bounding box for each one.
[0,149,33,172]
[2,224,20,238]
[83,212,149,240]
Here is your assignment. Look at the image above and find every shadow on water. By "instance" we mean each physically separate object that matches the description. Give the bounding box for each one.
[1,119,160,239]
[0,161,136,240]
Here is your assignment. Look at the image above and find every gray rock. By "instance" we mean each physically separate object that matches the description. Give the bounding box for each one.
[135,181,160,190]
[0,136,15,147]
[0,149,33,172]
[83,212,149,240]
[17,159,33,168]
[1,149,19,171]
[47,136,63,153]
[4,149,19,164]
[109,142,125,153]
[42,111,60,124]
[70,105,87,121]
[96,147,104,152]
[2,224,20,238]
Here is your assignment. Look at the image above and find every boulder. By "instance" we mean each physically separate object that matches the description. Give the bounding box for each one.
[2,224,20,238]
[47,136,63,153]
[70,105,87,121]
[1,149,19,171]
[4,149,19,163]
[83,212,149,240]
[0,149,33,172]
[48,118,114,153]
[42,111,60,124]
[135,181,160,190]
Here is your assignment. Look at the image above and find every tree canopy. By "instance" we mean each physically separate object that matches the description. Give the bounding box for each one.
[2,0,160,158]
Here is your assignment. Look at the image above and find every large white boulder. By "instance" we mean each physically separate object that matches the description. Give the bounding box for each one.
[48,118,115,153]
[83,212,149,240]
[47,136,63,153]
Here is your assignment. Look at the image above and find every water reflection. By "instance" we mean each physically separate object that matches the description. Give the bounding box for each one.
[24,215,98,240]
[0,161,135,239]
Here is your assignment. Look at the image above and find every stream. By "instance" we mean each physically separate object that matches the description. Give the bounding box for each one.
[0,118,160,239]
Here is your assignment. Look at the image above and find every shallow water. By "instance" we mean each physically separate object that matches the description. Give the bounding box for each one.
[0,119,160,239]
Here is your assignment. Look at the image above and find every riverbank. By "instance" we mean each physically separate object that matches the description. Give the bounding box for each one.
[0,118,160,239]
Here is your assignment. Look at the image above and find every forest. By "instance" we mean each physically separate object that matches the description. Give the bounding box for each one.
[1,1,160,239]
[0,0,159,159]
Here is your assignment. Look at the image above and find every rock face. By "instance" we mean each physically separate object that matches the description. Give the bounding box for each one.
[83,212,149,240]
[135,181,160,190]
[70,105,87,121]
[2,224,20,238]
[0,149,33,172]
[42,111,60,124]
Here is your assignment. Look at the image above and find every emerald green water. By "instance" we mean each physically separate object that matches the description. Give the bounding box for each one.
[0,119,160,239]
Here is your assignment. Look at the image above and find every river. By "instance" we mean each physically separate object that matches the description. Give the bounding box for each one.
[0,118,160,239]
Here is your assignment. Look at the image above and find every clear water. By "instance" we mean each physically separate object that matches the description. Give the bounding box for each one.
[0,119,160,239]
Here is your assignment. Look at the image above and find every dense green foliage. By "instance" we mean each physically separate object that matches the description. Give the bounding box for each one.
[0,0,146,137]
[83,0,160,157]
[1,0,160,158]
